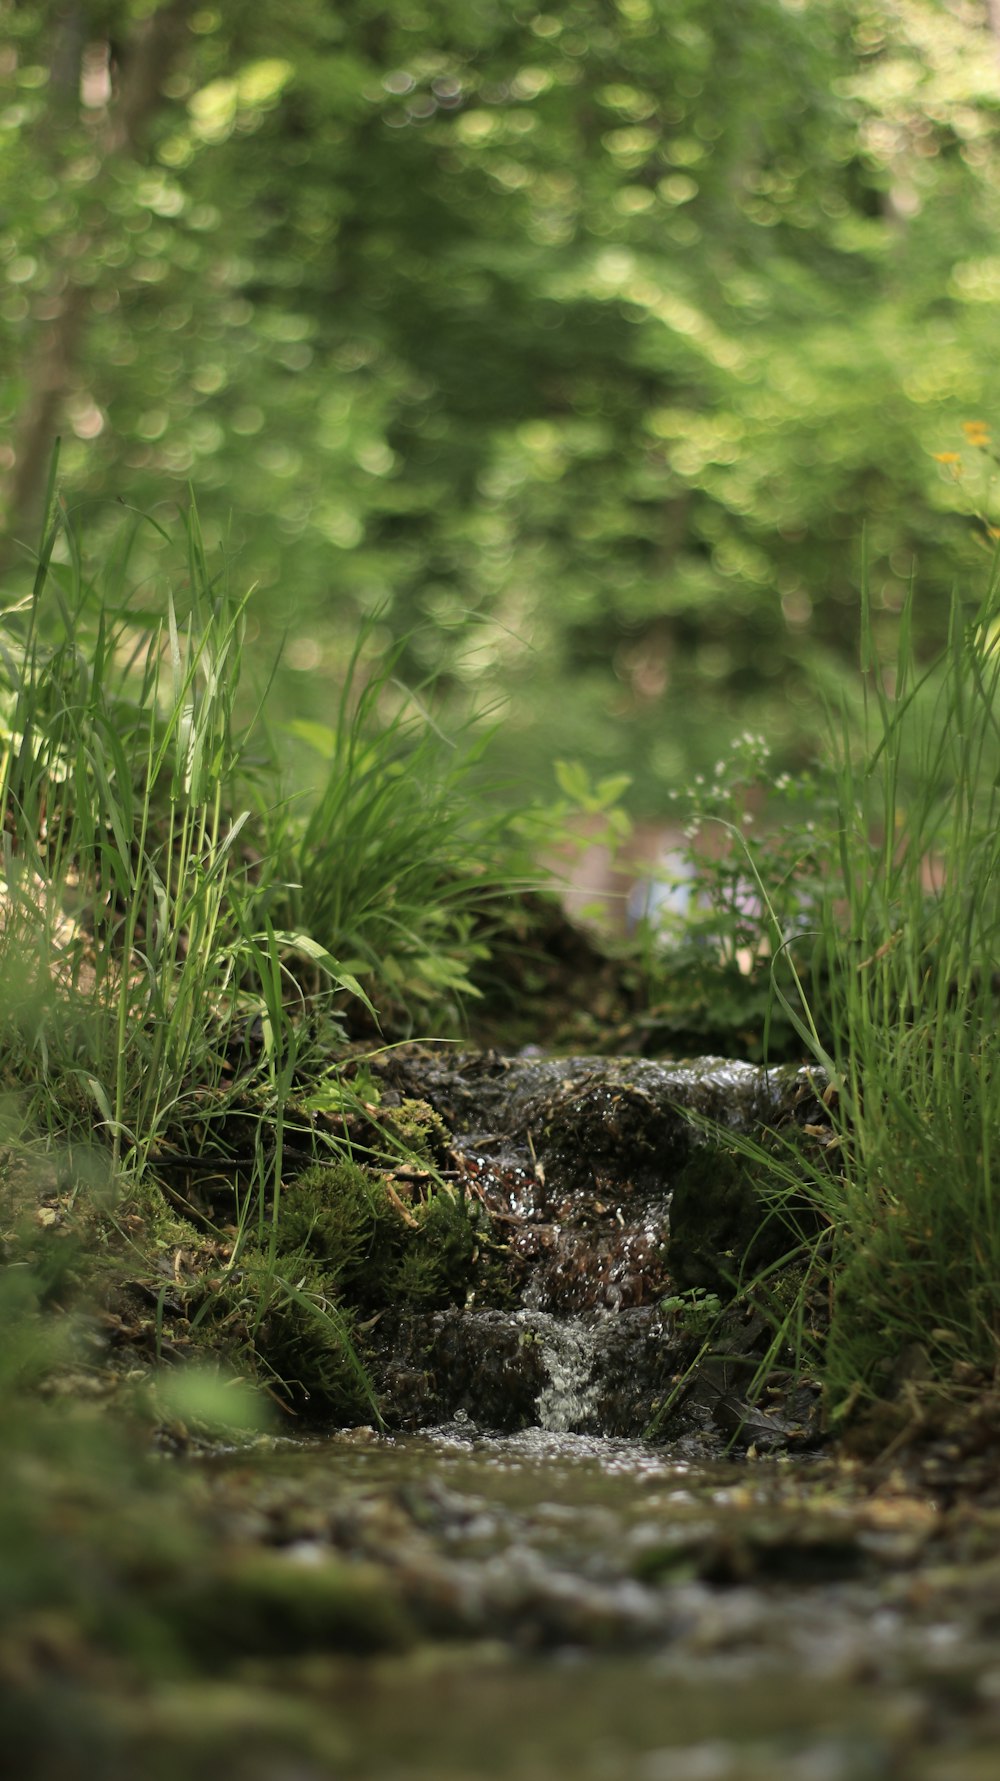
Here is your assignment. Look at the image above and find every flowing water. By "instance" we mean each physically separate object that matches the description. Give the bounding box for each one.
[519,1305,605,1434]
[203,1375,1000,1781]
[185,1049,1000,1780]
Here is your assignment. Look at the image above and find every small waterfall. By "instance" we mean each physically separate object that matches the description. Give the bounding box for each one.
[519,1309,603,1433]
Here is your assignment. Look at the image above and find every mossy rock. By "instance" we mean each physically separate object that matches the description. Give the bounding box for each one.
[276,1161,484,1313]
[211,1164,497,1410]
[666,1145,786,1298]
[275,1161,405,1307]
[209,1250,375,1419]
[378,1096,451,1164]
[393,1190,480,1307]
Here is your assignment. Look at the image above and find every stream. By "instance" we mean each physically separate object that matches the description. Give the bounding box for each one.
[179,1051,1000,1780]
[35,1045,989,1780]
[197,1340,1000,1781]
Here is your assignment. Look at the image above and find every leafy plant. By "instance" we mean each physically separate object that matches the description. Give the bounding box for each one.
[660,1286,724,1337]
[278,623,538,1031]
[611,734,835,1058]
[676,569,1000,1421]
[0,485,547,1414]
[0,466,279,1169]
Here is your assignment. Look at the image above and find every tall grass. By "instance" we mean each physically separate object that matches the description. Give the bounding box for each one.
[713,572,1000,1420]
[0,475,275,1172]
[0,482,534,1412]
[809,574,1000,1411]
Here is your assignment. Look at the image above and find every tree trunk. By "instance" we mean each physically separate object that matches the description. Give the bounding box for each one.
[1,1,191,554]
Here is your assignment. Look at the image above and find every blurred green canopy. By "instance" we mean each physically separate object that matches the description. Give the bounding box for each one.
[3,0,1000,803]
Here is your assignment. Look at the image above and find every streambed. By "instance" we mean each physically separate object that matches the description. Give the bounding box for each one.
[165,1048,999,1778]
[194,1419,1000,1781]
[21,1046,996,1780]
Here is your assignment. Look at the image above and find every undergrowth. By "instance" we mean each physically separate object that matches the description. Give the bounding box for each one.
[0,470,535,1413]
[4,469,1000,1434]
[670,570,1000,1426]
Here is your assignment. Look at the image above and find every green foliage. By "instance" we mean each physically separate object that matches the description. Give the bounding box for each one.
[0,474,281,1170]
[216,1249,378,1419]
[377,1096,452,1165]
[667,733,837,974]
[626,954,808,1064]
[4,4,1000,801]
[0,498,528,1149]
[393,1189,481,1308]
[0,496,526,1410]
[659,1285,724,1337]
[278,625,535,1029]
[801,572,1000,1413]
[276,1160,480,1313]
[171,1154,487,1413]
[605,732,834,1058]
[680,572,1000,1418]
[274,1161,406,1304]
[552,761,633,841]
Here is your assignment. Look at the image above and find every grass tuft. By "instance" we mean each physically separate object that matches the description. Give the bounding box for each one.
[0,489,531,1412]
[674,569,1000,1424]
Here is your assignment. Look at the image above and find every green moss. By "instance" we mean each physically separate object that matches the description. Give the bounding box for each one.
[275,1160,405,1307]
[275,1160,484,1314]
[394,1190,478,1308]
[379,1097,451,1165]
[45,1149,499,1414]
[115,1177,211,1264]
[190,1161,494,1409]
[211,1250,376,1419]
[766,1262,808,1314]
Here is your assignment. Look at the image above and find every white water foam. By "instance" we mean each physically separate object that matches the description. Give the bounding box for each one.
[518,1309,603,1433]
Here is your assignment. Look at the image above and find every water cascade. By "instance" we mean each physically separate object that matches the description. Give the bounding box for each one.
[370,1050,829,1448]
[519,1308,604,1433]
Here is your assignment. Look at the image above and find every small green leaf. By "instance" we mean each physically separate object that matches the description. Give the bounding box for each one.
[554,759,591,802]
[286,719,337,761]
[271,929,379,1016]
[596,772,632,806]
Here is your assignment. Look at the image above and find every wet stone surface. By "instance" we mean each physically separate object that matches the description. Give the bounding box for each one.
[374,1051,819,1172]
[375,1307,676,1438]
[366,1050,830,1448]
[191,1426,1000,1781]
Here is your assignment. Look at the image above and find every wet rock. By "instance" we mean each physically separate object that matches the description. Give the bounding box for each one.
[579,1308,671,1436]
[374,1308,548,1432]
[374,1051,813,1174]
[370,1303,824,1451]
[666,1146,785,1297]
[384,1052,820,1318]
[358,1049,827,1450]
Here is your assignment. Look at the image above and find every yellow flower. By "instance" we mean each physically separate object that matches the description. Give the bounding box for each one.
[933,451,961,464]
